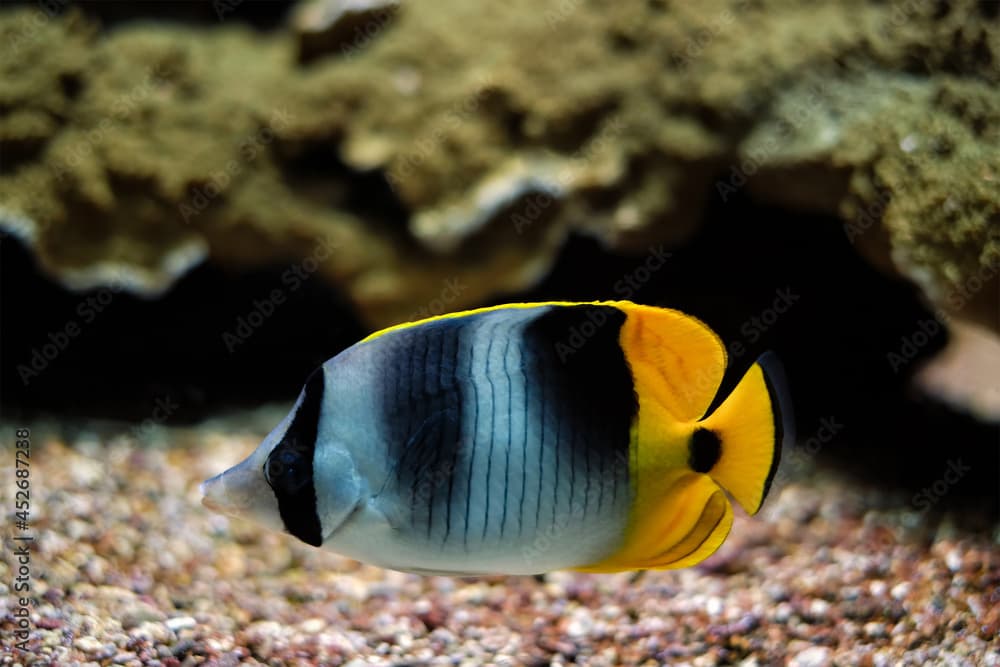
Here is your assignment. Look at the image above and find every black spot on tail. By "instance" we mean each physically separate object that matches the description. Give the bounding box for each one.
[265,368,325,547]
[689,428,722,473]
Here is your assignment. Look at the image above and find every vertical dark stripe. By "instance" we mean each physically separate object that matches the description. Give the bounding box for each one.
[552,410,560,530]
[568,391,576,518]
[535,350,546,531]
[519,340,529,538]
[444,326,460,543]
[265,368,325,547]
[424,327,438,539]
[425,322,438,397]
[375,318,468,550]
[596,433,605,514]
[424,328,444,540]
[500,333,512,538]
[521,305,637,529]
[393,336,404,440]
[407,335,424,525]
[463,332,479,551]
[582,383,591,521]
[481,320,498,542]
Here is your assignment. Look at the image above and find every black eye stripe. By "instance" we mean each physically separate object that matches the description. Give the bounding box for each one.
[264,368,325,546]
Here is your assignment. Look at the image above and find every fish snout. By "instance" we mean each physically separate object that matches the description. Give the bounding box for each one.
[200,464,263,517]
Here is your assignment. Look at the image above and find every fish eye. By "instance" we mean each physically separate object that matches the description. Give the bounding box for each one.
[264,441,310,495]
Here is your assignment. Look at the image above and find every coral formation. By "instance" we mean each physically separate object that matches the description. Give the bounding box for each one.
[0,0,996,328]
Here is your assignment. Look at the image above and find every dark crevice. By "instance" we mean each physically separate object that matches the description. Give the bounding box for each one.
[608,30,639,53]
[58,72,84,100]
[0,137,49,172]
[3,0,300,29]
[0,236,366,422]
[542,100,621,154]
[978,0,1000,19]
[278,141,412,239]
[451,189,563,262]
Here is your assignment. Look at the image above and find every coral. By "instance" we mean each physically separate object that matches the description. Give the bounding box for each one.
[0,0,997,328]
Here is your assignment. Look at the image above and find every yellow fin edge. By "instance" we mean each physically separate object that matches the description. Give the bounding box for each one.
[360,300,635,343]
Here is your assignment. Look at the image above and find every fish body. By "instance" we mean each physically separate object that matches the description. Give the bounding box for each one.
[202,301,791,575]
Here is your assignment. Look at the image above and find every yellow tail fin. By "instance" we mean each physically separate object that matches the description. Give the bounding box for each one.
[696,352,791,515]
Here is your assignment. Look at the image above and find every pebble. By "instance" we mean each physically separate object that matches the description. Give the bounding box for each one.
[121,604,166,629]
[128,621,170,643]
[74,636,105,654]
[809,599,830,619]
[789,646,832,667]
[299,617,326,633]
[565,609,593,638]
[705,597,724,617]
[890,582,911,600]
[165,616,197,632]
[774,602,794,623]
[14,421,999,665]
[865,622,888,638]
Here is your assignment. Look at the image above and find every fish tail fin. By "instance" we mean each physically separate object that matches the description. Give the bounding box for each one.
[695,352,793,515]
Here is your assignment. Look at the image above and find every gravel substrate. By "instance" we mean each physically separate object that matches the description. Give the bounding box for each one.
[2,413,998,666]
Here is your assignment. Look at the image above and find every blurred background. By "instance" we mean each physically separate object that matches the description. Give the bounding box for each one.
[2,0,996,511]
[1,1,999,664]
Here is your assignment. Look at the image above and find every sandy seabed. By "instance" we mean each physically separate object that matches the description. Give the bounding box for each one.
[1,412,998,667]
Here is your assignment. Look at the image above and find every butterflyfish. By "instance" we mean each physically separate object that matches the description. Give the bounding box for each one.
[201,301,792,575]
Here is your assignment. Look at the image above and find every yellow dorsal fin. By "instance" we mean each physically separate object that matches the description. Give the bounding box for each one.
[614,303,726,422]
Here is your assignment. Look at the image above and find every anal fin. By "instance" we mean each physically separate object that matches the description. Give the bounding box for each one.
[575,473,733,572]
